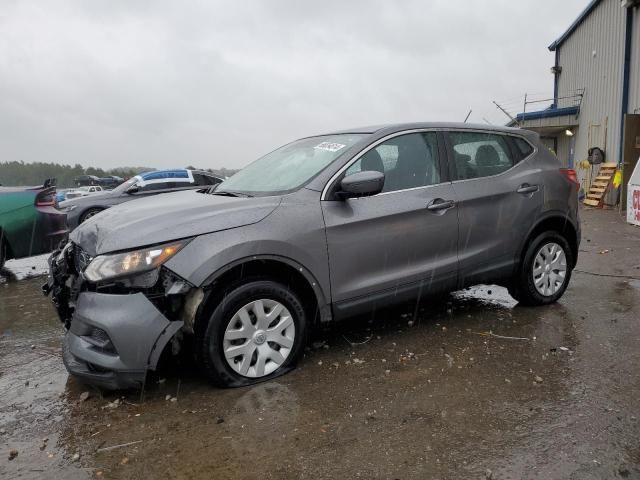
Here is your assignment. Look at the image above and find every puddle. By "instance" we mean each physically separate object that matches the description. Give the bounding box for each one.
[1,207,640,478]
[629,279,640,289]
[0,277,89,480]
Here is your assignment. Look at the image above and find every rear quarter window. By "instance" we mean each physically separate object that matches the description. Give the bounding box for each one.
[511,137,535,161]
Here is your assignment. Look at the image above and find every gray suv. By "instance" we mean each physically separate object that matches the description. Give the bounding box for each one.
[45,123,580,389]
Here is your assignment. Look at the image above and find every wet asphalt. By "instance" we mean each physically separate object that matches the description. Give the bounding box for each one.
[1,208,639,480]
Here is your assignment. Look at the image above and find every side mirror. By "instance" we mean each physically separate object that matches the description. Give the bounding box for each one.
[126,185,139,194]
[338,171,384,199]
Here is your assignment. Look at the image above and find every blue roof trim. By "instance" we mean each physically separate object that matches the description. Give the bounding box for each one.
[548,0,602,51]
[140,169,189,180]
[516,106,579,122]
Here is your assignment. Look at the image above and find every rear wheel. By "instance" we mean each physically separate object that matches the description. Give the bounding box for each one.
[80,208,103,224]
[510,231,573,306]
[198,280,308,387]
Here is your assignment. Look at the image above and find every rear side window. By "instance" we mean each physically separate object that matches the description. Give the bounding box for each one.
[449,132,514,180]
[512,137,534,161]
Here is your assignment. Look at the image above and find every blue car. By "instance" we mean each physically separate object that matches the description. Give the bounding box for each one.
[59,169,223,230]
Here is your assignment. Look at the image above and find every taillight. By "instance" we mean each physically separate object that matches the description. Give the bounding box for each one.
[35,190,56,207]
[559,168,579,186]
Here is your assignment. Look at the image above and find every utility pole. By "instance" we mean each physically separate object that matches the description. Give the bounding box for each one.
[492,101,517,125]
[463,109,472,123]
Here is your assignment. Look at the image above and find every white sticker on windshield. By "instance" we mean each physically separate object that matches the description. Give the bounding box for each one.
[314,142,346,152]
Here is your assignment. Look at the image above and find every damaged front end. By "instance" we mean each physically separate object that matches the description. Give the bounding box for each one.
[44,241,204,390]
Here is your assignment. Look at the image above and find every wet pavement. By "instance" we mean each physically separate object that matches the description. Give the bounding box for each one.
[1,208,639,479]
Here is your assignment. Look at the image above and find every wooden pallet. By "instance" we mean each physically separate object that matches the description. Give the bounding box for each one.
[583,162,616,207]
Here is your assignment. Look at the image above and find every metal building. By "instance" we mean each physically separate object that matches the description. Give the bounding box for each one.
[513,0,640,206]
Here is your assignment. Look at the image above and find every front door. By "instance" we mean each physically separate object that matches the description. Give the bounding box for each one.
[321,131,459,317]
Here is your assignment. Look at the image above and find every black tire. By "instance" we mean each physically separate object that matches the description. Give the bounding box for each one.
[0,237,7,270]
[80,208,103,224]
[509,231,573,306]
[197,280,308,388]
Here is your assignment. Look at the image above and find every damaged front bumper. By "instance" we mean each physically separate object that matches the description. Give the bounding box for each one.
[63,291,183,389]
[45,243,198,390]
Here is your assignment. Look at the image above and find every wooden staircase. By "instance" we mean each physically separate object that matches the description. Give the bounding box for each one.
[583,162,617,207]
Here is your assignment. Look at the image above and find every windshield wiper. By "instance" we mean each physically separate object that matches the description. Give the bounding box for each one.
[210,190,253,198]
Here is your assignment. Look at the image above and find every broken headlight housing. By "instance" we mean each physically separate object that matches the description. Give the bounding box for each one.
[83,241,187,283]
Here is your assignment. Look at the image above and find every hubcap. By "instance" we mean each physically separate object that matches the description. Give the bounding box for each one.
[83,210,99,222]
[223,299,295,378]
[532,242,567,296]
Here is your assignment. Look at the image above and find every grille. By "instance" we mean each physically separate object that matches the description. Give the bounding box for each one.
[73,244,93,273]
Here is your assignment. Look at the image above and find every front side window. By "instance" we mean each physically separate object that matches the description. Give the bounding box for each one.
[345,132,441,193]
[217,134,365,195]
[449,132,514,180]
[194,173,222,186]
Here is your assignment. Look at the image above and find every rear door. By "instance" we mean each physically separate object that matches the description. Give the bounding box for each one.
[445,130,542,286]
[322,131,459,317]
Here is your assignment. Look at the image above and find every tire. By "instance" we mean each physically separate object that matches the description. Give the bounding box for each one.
[509,231,573,306]
[80,208,103,224]
[198,280,308,388]
[0,237,7,270]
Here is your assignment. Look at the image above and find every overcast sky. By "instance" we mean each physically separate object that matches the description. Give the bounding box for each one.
[0,0,587,170]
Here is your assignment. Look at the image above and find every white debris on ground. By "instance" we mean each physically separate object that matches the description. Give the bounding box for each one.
[452,284,518,308]
[2,254,50,281]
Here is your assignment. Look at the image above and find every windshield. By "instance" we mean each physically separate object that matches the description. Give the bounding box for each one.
[112,177,137,194]
[217,134,365,195]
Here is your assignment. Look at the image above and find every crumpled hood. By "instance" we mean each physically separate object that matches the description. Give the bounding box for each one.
[70,190,281,256]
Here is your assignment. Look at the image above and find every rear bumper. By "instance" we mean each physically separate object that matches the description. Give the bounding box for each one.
[36,205,68,249]
[63,291,183,390]
[5,206,67,259]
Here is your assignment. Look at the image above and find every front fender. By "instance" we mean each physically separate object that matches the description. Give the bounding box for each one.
[202,253,331,323]
[165,226,332,322]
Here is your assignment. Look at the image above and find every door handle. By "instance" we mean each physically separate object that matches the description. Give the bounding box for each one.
[517,183,539,194]
[426,198,455,212]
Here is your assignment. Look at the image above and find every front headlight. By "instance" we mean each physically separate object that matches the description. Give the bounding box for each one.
[83,241,187,283]
[61,205,77,212]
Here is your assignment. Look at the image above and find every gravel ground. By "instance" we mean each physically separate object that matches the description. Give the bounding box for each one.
[1,208,639,479]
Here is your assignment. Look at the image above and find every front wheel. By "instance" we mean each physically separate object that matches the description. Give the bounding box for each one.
[198,280,308,387]
[510,231,573,306]
[80,208,103,224]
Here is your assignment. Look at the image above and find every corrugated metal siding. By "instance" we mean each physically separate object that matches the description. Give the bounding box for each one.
[557,0,626,170]
[630,6,640,114]
[556,134,573,166]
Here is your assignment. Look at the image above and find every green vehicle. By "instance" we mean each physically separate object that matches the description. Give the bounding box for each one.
[0,180,68,268]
